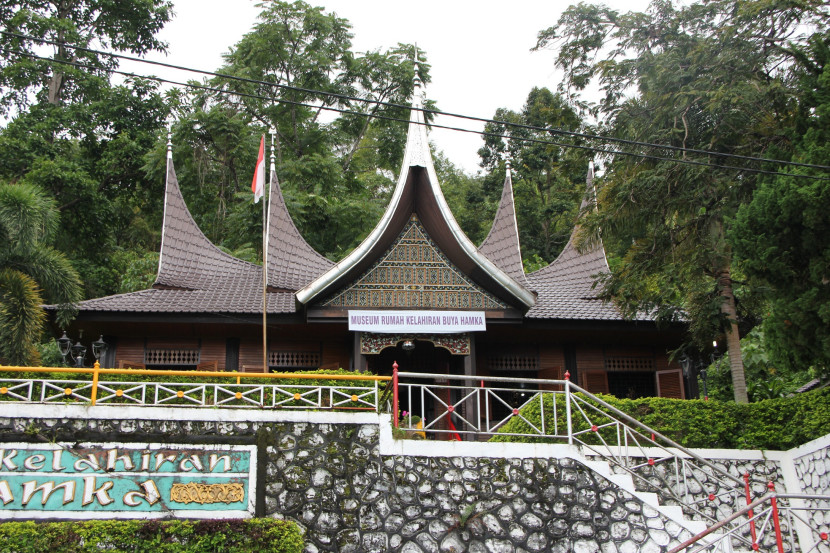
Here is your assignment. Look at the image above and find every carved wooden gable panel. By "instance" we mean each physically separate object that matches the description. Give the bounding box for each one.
[321,215,507,309]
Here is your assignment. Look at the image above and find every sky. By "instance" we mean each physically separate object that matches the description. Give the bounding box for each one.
[123,0,650,174]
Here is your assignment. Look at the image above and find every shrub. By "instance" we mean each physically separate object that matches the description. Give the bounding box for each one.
[0,518,303,553]
[491,388,830,450]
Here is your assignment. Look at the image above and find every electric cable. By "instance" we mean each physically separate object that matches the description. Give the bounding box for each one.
[3,28,829,173]
[3,44,828,181]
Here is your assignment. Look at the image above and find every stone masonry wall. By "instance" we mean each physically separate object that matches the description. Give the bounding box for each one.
[787,434,830,544]
[0,406,695,553]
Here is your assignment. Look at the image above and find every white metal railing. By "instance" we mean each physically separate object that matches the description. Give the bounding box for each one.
[392,370,746,526]
[0,378,382,410]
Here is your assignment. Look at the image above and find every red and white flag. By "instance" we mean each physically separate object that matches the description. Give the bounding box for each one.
[251,134,265,203]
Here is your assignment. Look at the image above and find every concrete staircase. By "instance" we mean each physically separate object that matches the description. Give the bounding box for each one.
[579,456,737,552]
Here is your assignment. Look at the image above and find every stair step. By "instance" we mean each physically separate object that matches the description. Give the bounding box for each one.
[578,454,733,541]
[657,505,685,521]
[685,520,709,533]
[583,460,612,477]
[696,532,735,553]
[607,473,635,490]
[633,491,660,507]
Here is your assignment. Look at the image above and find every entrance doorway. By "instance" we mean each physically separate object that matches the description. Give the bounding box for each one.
[369,339,462,375]
[368,339,465,437]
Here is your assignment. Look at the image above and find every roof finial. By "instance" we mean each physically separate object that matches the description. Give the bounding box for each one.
[166,120,173,160]
[587,160,598,211]
[269,125,276,174]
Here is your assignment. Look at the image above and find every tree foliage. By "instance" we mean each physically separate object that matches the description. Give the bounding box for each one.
[537,0,830,401]
[732,31,830,371]
[160,1,433,260]
[0,0,174,299]
[478,88,589,265]
[0,182,81,365]
[0,0,172,111]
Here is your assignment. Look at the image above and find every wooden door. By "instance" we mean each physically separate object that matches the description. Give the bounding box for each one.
[656,369,685,399]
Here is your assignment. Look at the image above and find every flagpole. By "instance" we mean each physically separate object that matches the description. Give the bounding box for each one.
[262,130,274,373]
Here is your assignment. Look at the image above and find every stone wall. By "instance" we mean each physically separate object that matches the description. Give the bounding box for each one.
[781,434,830,549]
[4,404,829,552]
[0,404,696,553]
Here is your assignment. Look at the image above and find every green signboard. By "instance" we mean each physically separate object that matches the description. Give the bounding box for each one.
[0,443,255,518]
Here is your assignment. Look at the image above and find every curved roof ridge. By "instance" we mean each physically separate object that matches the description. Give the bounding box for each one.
[266,170,334,290]
[528,162,610,281]
[524,163,639,321]
[478,163,528,285]
[296,69,535,309]
[156,157,259,290]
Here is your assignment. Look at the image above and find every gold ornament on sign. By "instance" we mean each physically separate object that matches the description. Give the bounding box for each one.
[170,483,244,504]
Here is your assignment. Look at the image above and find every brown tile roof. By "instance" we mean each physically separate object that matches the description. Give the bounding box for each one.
[478,168,528,286]
[524,167,653,322]
[66,135,648,324]
[155,159,259,291]
[266,172,333,290]
[68,288,297,314]
[71,158,330,315]
[525,231,623,320]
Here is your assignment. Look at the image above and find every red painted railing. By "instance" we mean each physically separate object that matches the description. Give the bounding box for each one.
[667,488,830,552]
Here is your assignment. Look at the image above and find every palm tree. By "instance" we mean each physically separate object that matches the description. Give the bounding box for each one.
[0,182,81,365]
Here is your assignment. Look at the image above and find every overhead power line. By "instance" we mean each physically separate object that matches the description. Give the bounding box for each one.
[2,30,829,181]
[5,28,829,172]
[17,50,829,182]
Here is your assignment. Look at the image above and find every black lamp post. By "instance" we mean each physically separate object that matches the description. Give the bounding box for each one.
[70,340,86,368]
[700,364,709,401]
[703,340,721,402]
[56,331,72,361]
[91,335,108,361]
[56,331,106,368]
[679,353,707,401]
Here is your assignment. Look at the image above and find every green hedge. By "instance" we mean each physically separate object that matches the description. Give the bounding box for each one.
[0,519,303,553]
[491,387,830,450]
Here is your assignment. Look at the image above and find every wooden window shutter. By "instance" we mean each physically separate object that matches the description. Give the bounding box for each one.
[582,370,609,395]
[538,366,562,391]
[656,369,685,399]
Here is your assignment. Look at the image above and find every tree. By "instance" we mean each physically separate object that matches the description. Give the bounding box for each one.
[732,32,830,372]
[0,1,174,299]
[436,149,491,245]
[162,1,432,260]
[0,182,81,365]
[478,88,589,265]
[0,0,172,112]
[538,0,829,402]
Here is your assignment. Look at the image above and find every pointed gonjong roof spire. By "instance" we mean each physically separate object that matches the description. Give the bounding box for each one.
[296,62,535,310]
[155,139,256,291]
[68,133,312,315]
[526,162,642,320]
[265,168,334,291]
[478,161,528,285]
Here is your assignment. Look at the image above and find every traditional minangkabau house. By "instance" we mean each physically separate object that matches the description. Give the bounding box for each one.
[52,74,687,403]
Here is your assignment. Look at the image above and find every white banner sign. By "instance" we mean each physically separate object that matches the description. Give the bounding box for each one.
[348,310,486,334]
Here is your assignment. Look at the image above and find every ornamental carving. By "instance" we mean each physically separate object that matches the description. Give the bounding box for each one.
[170,482,244,504]
[360,333,470,355]
[322,215,506,309]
